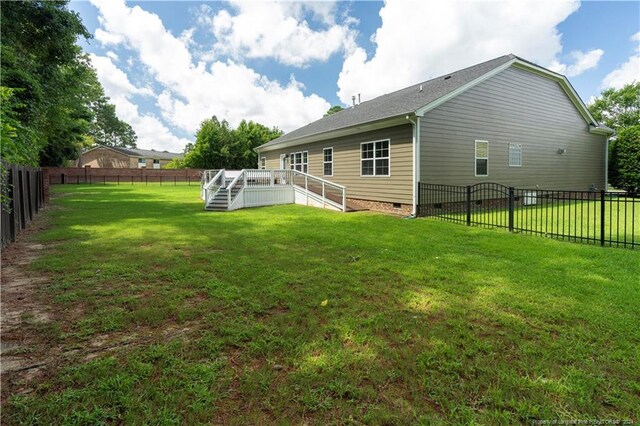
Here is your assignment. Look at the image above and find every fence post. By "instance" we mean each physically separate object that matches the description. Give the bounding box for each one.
[600,190,605,246]
[508,187,514,232]
[466,185,471,226]
[417,182,421,217]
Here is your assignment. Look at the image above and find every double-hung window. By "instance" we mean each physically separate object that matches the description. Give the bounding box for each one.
[138,158,146,169]
[290,151,308,173]
[153,159,160,169]
[475,140,488,176]
[508,143,522,167]
[260,157,266,169]
[323,148,333,176]
[361,139,390,176]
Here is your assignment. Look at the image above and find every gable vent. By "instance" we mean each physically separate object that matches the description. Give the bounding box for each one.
[444,76,451,80]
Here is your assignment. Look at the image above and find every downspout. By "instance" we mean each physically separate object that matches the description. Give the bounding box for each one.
[604,136,609,190]
[406,115,418,216]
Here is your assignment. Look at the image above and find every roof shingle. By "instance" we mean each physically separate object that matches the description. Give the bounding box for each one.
[260,54,516,149]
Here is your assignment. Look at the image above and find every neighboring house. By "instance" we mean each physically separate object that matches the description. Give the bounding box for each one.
[79,146,182,169]
[256,54,613,215]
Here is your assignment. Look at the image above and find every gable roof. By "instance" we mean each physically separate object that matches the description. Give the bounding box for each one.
[258,54,611,152]
[84,146,183,160]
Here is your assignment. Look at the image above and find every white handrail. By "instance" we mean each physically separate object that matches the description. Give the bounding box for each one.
[203,169,225,205]
[226,169,245,206]
[291,170,347,212]
[203,169,225,190]
[291,170,346,190]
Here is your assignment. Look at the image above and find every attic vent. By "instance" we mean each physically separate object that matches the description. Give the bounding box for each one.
[444,76,451,80]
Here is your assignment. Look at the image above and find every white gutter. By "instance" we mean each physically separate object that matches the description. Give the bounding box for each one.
[605,136,609,190]
[406,115,418,216]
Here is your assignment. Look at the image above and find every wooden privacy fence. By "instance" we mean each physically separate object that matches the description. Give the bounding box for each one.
[1,162,45,249]
[42,167,207,200]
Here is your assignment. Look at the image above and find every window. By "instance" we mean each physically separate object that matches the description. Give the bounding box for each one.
[260,157,266,169]
[323,148,333,176]
[475,140,488,176]
[153,159,160,169]
[138,158,146,169]
[290,151,308,173]
[361,139,390,176]
[509,143,522,167]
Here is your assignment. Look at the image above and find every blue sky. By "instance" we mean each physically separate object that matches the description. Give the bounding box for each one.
[70,1,640,152]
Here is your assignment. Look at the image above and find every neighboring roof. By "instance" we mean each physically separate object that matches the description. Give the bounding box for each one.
[258,54,611,151]
[84,146,183,160]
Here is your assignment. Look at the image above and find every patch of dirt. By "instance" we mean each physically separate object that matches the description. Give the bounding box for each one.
[1,205,201,404]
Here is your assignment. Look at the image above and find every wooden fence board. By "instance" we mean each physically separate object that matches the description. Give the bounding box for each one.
[1,162,44,248]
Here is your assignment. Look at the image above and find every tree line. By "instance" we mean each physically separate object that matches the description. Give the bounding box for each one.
[167,117,283,170]
[0,0,137,169]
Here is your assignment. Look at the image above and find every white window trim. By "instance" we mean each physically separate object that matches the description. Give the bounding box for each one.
[475,140,489,177]
[360,139,391,177]
[260,157,266,169]
[508,143,522,167]
[323,147,333,177]
[290,151,308,173]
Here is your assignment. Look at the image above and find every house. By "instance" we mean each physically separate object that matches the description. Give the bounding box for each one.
[256,54,613,215]
[79,146,182,169]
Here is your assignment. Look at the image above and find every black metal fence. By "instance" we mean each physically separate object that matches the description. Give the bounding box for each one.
[1,162,45,248]
[417,182,638,249]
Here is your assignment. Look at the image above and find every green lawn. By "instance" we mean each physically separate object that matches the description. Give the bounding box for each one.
[3,184,640,425]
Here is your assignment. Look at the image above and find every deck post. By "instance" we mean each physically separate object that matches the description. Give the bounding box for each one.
[305,175,308,206]
[342,189,346,212]
[270,170,274,186]
[322,181,325,208]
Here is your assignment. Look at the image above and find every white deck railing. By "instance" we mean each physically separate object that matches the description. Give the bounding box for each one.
[201,169,347,212]
[202,169,225,205]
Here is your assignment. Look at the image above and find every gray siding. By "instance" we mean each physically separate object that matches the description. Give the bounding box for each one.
[420,66,607,190]
[259,124,413,204]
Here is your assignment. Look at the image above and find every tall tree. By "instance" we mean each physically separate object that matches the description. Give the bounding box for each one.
[0,0,136,166]
[182,117,282,169]
[608,126,640,193]
[88,97,138,148]
[588,83,640,131]
[589,83,640,190]
[234,120,283,168]
[182,117,235,169]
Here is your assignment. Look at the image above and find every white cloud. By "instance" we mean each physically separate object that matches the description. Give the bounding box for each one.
[548,49,604,77]
[90,54,153,98]
[94,28,124,45]
[337,0,585,104]
[89,0,330,139]
[90,54,190,152]
[601,32,640,89]
[204,1,356,67]
[106,51,119,61]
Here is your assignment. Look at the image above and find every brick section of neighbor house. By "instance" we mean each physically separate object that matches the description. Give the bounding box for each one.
[42,167,207,201]
[347,198,413,216]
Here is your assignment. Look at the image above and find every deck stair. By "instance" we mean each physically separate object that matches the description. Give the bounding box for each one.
[201,169,360,212]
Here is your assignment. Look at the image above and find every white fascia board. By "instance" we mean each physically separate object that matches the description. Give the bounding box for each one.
[415,58,599,128]
[257,116,409,152]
